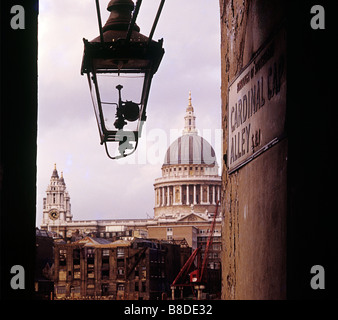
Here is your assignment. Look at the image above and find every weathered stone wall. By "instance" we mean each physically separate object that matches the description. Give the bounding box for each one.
[219,0,287,299]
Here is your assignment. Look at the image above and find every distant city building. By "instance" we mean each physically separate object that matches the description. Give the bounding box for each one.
[39,94,222,298]
[53,237,189,300]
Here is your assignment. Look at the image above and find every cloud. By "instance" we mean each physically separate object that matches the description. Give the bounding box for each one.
[36,0,222,226]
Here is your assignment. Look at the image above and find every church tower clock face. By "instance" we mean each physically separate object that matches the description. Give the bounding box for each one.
[49,209,59,220]
[41,164,72,227]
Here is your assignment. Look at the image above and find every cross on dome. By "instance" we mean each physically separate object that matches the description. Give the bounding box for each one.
[183,91,197,134]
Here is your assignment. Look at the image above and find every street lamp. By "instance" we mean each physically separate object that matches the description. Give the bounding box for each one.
[81,0,165,159]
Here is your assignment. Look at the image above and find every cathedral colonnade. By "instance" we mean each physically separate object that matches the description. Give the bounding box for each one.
[154,183,221,207]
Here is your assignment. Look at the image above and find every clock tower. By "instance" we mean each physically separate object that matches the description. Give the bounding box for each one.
[42,164,72,227]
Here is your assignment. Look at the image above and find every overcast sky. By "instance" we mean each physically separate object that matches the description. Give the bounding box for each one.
[36,0,222,225]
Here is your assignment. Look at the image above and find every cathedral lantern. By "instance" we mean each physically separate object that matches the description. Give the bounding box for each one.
[81,0,165,159]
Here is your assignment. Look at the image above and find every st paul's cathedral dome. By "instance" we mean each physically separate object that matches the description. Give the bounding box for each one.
[153,92,221,219]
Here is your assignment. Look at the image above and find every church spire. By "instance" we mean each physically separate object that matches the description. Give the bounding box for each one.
[60,171,65,185]
[52,163,59,178]
[183,91,197,134]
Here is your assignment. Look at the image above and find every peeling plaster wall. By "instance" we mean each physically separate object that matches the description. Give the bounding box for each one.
[219,0,287,299]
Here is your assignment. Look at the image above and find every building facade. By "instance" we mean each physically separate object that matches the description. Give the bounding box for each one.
[53,237,188,300]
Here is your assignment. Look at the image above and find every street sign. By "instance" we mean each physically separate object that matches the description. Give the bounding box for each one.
[227,25,286,173]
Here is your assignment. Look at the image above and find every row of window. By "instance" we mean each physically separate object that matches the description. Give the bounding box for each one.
[59,247,125,261]
[165,166,204,172]
[59,248,148,280]
[59,265,147,280]
[56,281,147,295]
[198,229,221,234]
[98,230,133,238]
[166,228,221,234]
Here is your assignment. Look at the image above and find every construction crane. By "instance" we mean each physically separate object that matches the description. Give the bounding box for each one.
[171,200,220,299]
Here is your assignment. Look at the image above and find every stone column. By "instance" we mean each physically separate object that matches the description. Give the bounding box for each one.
[186,185,190,205]
[167,186,170,206]
[193,185,197,204]
[212,185,216,204]
[207,185,210,204]
[154,188,157,207]
[162,187,165,206]
[199,185,202,203]
[156,188,160,207]
[179,185,183,205]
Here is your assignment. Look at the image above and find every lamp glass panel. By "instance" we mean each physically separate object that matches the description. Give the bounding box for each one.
[87,73,104,141]
[95,72,145,132]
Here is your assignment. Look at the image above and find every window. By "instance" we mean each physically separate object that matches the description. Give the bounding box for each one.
[87,248,95,258]
[102,284,109,296]
[87,248,95,265]
[58,270,67,281]
[117,259,124,267]
[141,266,146,279]
[102,249,110,257]
[73,249,80,266]
[59,249,67,266]
[102,249,109,279]
[135,282,139,292]
[87,269,94,279]
[141,282,146,292]
[208,262,215,269]
[57,286,66,294]
[117,247,124,258]
[102,269,109,279]
[118,268,124,275]
[71,286,81,294]
[117,284,125,291]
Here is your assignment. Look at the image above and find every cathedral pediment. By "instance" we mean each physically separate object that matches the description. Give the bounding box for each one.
[177,213,208,222]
